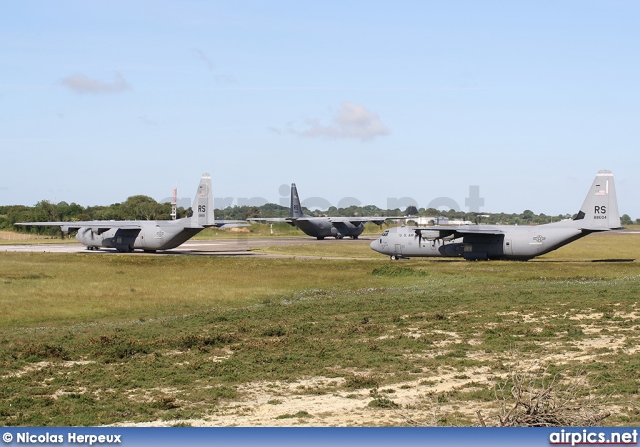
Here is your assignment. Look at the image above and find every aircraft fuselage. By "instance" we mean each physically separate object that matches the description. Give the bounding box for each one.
[370,223,587,260]
[295,218,364,240]
[76,219,203,252]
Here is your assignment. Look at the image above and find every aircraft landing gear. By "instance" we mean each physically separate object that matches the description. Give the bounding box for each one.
[335,233,344,239]
[351,235,358,240]
[390,255,400,260]
[317,236,325,240]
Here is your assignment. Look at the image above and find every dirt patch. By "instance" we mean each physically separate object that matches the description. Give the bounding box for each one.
[107,320,632,427]
[2,360,94,379]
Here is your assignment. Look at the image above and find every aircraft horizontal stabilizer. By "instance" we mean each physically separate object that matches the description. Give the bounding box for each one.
[213,220,250,228]
[247,218,289,223]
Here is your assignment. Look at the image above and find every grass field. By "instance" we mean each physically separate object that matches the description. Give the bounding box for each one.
[1,231,639,426]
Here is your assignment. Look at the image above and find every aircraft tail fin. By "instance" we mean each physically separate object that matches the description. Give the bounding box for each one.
[573,170,621,230]
[290,183,306,218]
[191,173,215,227]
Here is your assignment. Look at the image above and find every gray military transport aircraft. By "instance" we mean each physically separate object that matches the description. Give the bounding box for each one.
[249,183,389,239]
[16,173,246,252]
[370,170,622,260]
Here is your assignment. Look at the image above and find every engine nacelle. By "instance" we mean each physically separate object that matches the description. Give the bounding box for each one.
[416,229,445,240]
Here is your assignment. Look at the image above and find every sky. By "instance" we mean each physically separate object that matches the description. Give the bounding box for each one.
[1,1,639,217]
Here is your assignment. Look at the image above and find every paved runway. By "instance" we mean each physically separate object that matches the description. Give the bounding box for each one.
[0,236,376,258]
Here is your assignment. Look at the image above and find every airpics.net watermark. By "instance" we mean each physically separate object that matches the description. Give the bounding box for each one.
[549,428,638,446]
[161,184,485,212]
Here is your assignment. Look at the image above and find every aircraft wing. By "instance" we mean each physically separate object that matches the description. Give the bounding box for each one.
[455,227,504,235]
[327,216,389,225]
[414,225,504,240]
[15,221,142,235]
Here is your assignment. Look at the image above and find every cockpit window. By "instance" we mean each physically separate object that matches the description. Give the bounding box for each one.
[382,230,389,236]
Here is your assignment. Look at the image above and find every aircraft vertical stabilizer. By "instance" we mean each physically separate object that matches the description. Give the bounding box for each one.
[192,173,215,227]
[290,183,306,218]
[573,170,621,230]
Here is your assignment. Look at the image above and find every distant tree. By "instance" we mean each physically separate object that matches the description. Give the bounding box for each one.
[424,207,439,216]
[362,205,383,216]
[405,205,419,216]
[537,213,548,224]
[621,214,633,225]
[32,200,59,222]
[90,205,125,221]
[56,201,87,221]
[122,195,163,220]
[246,207,261,218]
[522,209,535,220]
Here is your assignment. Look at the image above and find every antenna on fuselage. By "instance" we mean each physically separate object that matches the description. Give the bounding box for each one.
[171,184,178,220]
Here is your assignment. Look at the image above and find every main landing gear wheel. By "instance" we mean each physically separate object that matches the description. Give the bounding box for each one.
[390,255,399,260]
[351,235,358,240]
[317,236,325,240]
[335,233,344,239]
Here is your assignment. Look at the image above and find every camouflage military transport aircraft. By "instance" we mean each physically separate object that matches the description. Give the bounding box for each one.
[249,183,388,240]
[16,173,246,252]
[370,170,622,260]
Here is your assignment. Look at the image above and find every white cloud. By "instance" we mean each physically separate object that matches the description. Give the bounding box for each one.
[61,72,130,94]
[297,102,389,141]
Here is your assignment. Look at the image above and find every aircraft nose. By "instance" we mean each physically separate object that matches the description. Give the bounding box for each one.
[370,239,379,252]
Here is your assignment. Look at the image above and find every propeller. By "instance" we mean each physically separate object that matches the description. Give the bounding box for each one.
[80,227,95,240]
